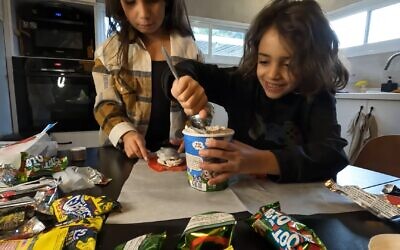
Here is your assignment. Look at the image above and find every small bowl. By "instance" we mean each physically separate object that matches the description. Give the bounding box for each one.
[69,147,87,161]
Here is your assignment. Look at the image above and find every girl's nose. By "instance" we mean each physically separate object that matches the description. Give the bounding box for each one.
[136,2,150,18]
[267,63,281,80]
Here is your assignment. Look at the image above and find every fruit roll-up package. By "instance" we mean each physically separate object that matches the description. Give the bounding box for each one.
[247,202,326,250]
[177,212,236,250]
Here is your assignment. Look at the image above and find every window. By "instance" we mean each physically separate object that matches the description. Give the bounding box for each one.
[368,3,400,43]
[211,28,244,58]
[328,0,400,57]
[191,17,248,65]
[330,12,367,48]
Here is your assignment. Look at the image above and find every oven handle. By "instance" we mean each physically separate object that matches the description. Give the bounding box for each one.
[40,68,76,73]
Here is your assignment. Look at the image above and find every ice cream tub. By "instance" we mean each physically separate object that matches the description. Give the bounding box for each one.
[182,127,235,192]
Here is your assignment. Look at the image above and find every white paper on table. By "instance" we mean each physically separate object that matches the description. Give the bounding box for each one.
[106,160,247,224]
[230,175,362,215]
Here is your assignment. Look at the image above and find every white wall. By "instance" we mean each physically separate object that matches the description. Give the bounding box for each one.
[347,52,400,92]
[185,0,362,23]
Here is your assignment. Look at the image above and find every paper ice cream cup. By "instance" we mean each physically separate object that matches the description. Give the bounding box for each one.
[182,127,234,192]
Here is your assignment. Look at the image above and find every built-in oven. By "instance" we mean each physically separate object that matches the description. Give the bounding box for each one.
[12,56,98,137]
[16,2,94,59]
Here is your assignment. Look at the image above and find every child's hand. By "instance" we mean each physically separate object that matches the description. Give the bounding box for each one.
[122,131,149,161]
[171,75,208,116]
[198,139,279,185]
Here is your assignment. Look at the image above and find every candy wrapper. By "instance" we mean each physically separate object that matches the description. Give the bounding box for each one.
[0,226,67,250]
[115,232,166,250]
[53,166,111,193]
[18,153,68,182]
[51,195,121,223]
[177,212,236,250]
[247,202,326,250]
[325,179,400,221]
[58,216,103,250]
[0,123,58,171]
[0,164,18,186]
[0,206,35,232]
[0,216,46,240]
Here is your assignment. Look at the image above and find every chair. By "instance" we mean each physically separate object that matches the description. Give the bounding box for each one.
[353,135,400,177]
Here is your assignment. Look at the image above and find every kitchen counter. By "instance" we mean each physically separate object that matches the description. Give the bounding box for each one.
[336,92,400,100]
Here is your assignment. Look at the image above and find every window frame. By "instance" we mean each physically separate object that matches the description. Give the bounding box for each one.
[328,0,400,58]
[190,16,249,65]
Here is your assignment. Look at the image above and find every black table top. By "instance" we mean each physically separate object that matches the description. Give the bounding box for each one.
[68,147,400,249]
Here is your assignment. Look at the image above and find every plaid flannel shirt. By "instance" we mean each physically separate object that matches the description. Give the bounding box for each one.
[92,32,203,147]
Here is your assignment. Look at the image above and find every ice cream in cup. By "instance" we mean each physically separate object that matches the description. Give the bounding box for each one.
[182,126,235,192]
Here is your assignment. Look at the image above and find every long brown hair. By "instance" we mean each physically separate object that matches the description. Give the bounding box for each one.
[239,0,348,94]
[105,0,194,67]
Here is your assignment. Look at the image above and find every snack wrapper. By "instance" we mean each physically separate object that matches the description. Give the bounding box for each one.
[382,184,400,196]
[247,202,326,250]
[115,232,166,250]
[0,164,18,186]
[0,206,35,232]
[51,195,121,223]
[0,226,68,250]
[59,216,103,250]
[325,179,400,221]
[18,153,68,182]
[177,212,236,250]
[0,216,46,240]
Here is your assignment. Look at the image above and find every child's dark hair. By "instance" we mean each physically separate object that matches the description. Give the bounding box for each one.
[105,0,193,66]
[239,0,348,94]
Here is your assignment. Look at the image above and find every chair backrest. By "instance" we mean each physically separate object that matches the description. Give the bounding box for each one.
[353,135,400,177]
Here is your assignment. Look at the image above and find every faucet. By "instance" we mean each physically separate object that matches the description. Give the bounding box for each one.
[384,51,400,70]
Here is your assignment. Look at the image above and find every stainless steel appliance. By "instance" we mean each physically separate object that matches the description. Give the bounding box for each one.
[16,2,94,59]
[12,56,98,137]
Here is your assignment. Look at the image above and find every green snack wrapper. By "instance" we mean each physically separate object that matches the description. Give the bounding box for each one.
[115,232,166,250]
[51,195,121,223]
[18,152,68,182]
[178,212,236,250]
[247,202,326,250]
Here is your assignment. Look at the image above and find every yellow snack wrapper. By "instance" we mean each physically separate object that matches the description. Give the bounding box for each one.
[0,226,68,250]
[51,194,120,223]
[59,216,103,250]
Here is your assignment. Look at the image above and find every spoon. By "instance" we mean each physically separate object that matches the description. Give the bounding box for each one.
[161,46,214,131]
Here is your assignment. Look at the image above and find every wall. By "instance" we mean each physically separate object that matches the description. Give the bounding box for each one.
[0,3,13,136]
[347,52,400,92]
[185,0,362,23]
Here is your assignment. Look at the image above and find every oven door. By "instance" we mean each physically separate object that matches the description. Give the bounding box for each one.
[13,57,98,136]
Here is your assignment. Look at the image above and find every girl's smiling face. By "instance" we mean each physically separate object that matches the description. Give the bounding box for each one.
[256,27,298,99]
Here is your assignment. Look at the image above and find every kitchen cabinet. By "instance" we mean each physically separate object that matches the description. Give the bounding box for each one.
[336,93,400,154]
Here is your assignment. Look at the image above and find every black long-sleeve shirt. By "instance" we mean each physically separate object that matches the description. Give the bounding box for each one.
[163,60,348,182]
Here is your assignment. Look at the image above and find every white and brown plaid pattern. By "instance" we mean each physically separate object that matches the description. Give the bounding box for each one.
[92,33,203,147]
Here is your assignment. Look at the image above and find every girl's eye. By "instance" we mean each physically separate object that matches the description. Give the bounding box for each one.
[124,0,136,4]
[258,60,269,65]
